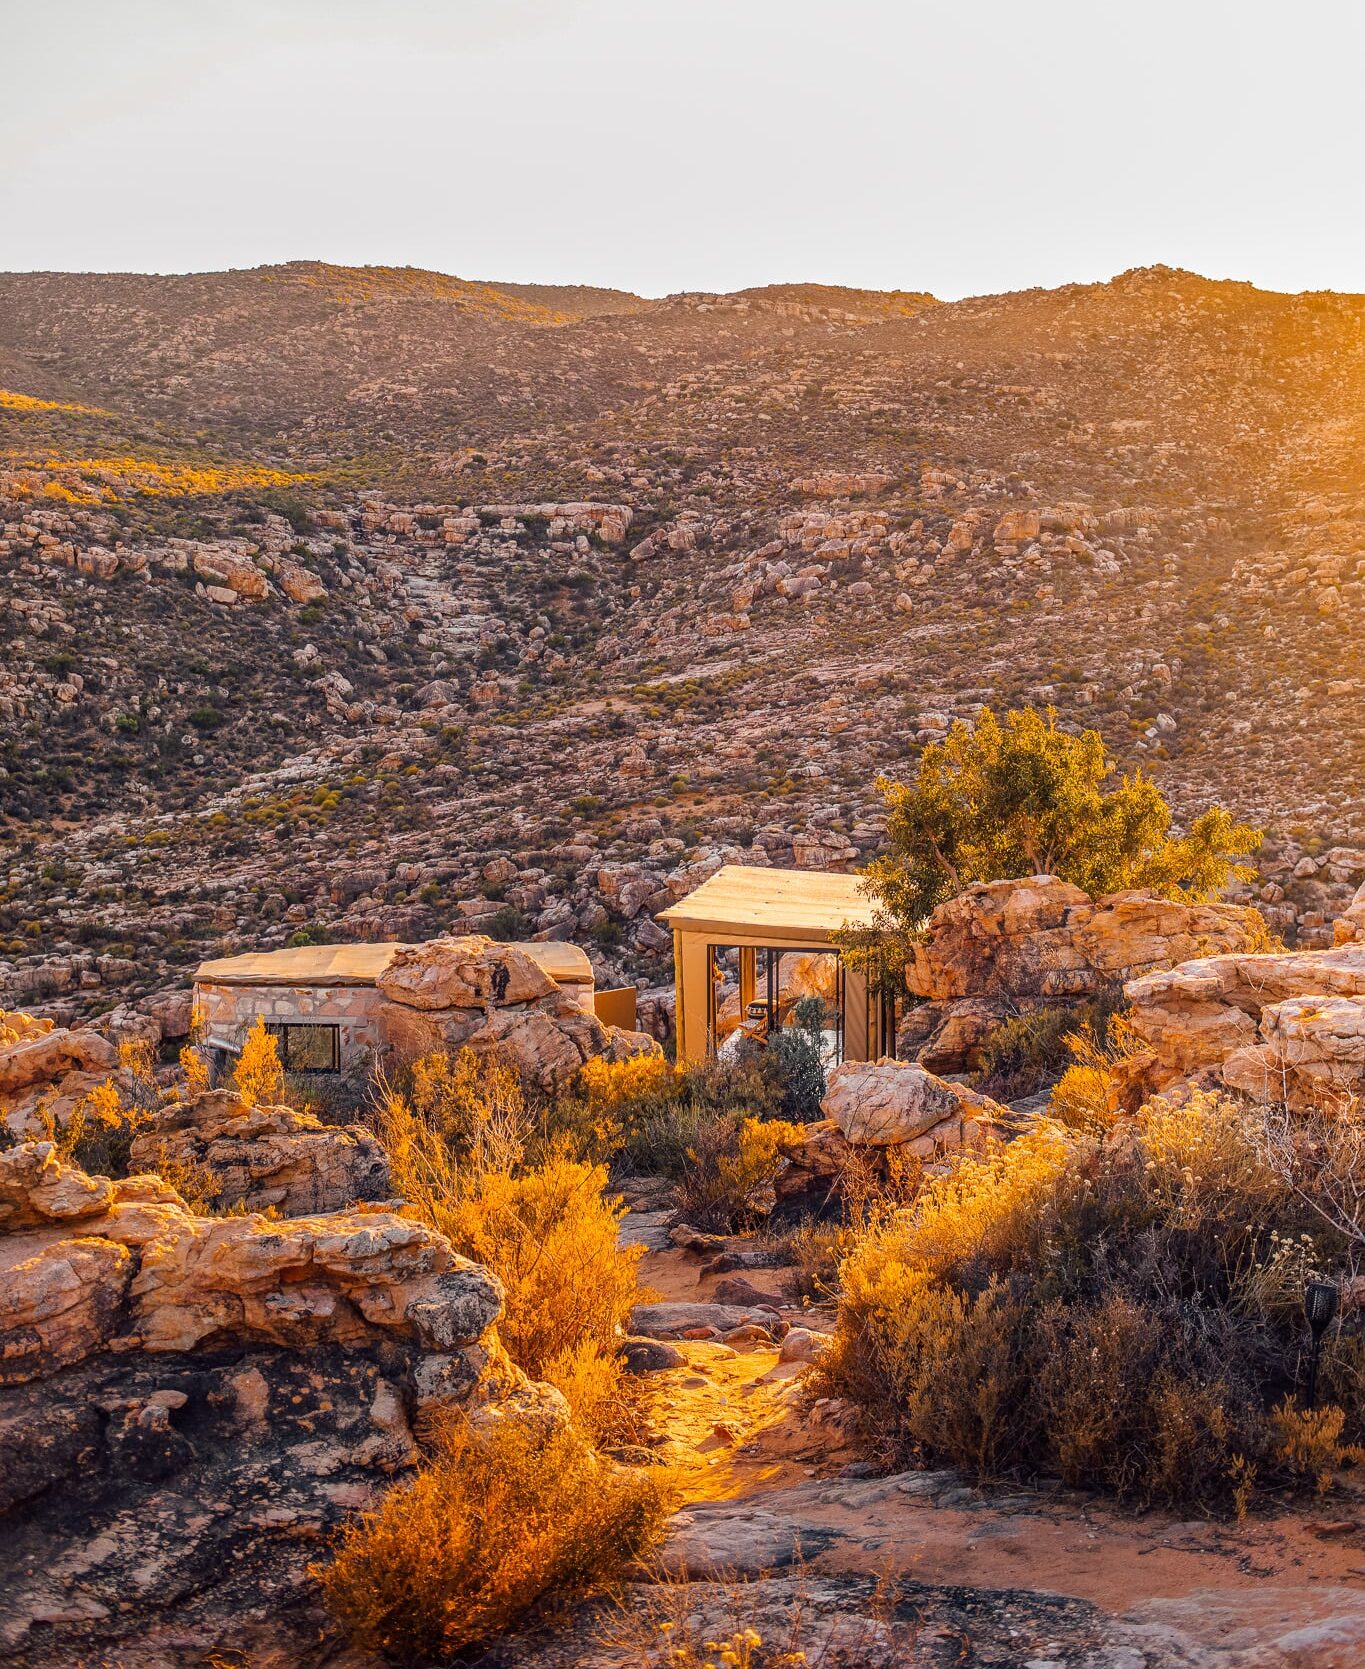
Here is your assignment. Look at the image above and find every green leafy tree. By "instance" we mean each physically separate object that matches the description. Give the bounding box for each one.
[843,707,1260,985]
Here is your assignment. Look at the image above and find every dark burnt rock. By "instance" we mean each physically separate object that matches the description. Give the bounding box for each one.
[0,1144,536,1669]
[0,1345,414,1667]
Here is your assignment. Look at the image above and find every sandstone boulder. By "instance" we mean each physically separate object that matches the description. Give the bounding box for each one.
[1222,995,1365,1108]
[373,938,661,1090]
[822,1057,1007,1153]
[903,876,1265,1072]
[128,1090,391,1216]
[629,1301,787,1341]
[1334,882,1365,945]
[0,1142,534,1665]
[0,1011,54,1049]
[377,934,558,1010]
[1124,941,1365,1107]
[0,1025,117,1096]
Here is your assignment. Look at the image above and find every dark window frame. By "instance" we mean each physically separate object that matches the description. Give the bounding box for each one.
[266,1021,341,1074]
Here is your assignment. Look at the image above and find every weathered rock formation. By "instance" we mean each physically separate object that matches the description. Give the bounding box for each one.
[1124,939,1365,1110]
[772,1060,1011,1205]
[1333,881,1365,945]
[0,1141,534,1667]
[821,1057,1008,1154]
[0,1017,131,1140]
[902,875,1265,1072]
[128,1089,391,1216]
[374,934,661,1090]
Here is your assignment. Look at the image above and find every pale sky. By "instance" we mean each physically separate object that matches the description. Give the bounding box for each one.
[2,0,1361,299]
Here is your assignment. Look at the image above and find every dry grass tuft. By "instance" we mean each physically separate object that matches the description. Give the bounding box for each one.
[316,1413,671,1665]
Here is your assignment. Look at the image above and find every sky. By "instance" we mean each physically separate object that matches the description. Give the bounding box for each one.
[2,0,1362,300]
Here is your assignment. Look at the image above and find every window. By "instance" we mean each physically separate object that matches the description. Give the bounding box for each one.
[267,1022,341,1073]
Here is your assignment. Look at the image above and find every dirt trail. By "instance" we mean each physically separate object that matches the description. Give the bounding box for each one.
[630,1220,1365,1667]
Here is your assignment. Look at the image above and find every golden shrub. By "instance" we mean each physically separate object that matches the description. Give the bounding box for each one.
[437,1149,643,1381]
[232,1017,284,1108]
[316,1414,671,1665]
[117,1036,157,1085]
[542,1336,655,1448]
[580,1051,681,1120]
[179,1044,211,1095]
[674,1115,807,1233]
[1271,1401,1359,1488]
[815,1093,1364,1508]
[378,1075,643,1390]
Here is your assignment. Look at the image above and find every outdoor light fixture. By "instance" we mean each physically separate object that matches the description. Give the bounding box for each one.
[1304,1279,1340,1410]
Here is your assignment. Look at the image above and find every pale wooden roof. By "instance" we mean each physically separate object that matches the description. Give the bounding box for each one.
[658,864,877,942]
[195,939,593,988]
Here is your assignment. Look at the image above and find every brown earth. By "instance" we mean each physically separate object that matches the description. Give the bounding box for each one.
[615,1219,1365,1669]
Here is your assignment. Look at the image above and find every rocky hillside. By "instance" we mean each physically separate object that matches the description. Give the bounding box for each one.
[2,261,1364,1025]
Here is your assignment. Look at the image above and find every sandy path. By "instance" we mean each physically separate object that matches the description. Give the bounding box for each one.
[632,1224,1365,1665]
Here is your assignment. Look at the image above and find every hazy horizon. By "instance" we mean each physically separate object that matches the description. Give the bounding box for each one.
[4,0,1362,302]
[2,257,1361,305]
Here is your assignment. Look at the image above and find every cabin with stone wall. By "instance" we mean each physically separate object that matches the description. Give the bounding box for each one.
[193,940,600,1078]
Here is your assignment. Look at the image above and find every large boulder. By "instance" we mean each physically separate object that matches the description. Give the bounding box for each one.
[1124,941,1365,1108]
[903,876,1265,1072]
[1222,995,1365,1109]
[1334,882,1365,945]
[0,1024,117,1096]
[0,1141,537,1665]
[128,1090,391,1216]
[377,935,557,1011]
[822,1058,1007,1155]
[373,936,662,1090]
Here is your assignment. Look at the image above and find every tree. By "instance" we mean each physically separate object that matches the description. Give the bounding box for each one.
[844,707,1260,983]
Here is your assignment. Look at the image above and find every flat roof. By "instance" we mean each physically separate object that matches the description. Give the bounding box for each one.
[657,864,878,942]
[195,939,594,988]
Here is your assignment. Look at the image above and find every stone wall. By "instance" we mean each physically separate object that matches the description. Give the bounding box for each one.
[195,977,388,1070]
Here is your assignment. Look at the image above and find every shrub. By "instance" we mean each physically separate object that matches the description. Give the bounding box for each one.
[1047,1011,1149,1133]
[233,1017,283,1107]
[180,1044,211,1095]
[974,993,1123,1102]
[813,1094,1362,1508]
[568,1052,784,1179]
[44,1076,153,1177]
[758,994,827,1119]
[541,1336,654,1449]
[317,1413,671,1665]
[377,1061,644,1389]
[674,1115,807,1233]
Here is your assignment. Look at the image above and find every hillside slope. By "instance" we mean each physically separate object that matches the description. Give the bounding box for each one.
[2,261,1363,1021]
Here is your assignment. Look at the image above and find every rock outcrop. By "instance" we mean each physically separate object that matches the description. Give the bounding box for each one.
[1333,881,1365,945]
[0,1141,534,1667]
[1124,940,1365,1109]
[902,876,1265,1072]
[128,1089,391,1216]
[374,934,661,1090]
[821,1057,1007,1154]
[0,1016,131,1141]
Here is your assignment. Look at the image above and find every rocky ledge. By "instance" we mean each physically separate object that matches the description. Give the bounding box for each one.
[0,1141,537,1668]
[128,1088,392,1217]
[901,875,1265,1073]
